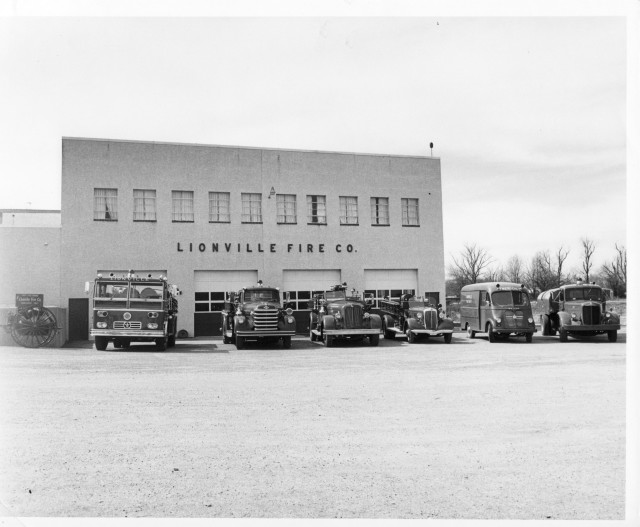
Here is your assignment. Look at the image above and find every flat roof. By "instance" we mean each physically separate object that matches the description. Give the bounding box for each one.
[62,136,440,161]
[0,209,61,214]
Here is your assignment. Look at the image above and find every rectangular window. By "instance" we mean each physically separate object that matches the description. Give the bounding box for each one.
[402,198,419,226]
[340,196,358,225]
[209,192,230,223]
[276,194,297,224]
[370,197,389,225]
[241,193,262,223]
[172,191,194,222]
[307,195,327,224]
[94,188,118,221]
[133,189,156,221]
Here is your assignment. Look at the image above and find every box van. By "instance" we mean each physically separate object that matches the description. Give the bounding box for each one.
[459,282,536,342]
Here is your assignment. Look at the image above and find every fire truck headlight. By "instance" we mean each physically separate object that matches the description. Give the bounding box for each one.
[97,311,108,317]
[416,312,423,319]
[147,312,159,319]
[605,312,611,318]
[286,308,293,316]
[363,312,370,319]
[571,313,577,320]
[528,317,534,324]
[287,316,295,324]
[334,311,342,319]
[147,323,159,330]
[237,316,246,324]
[96,322,108,329]
[439,312,445,320]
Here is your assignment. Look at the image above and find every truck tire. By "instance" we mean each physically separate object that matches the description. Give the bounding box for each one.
[383,317,395,340]
[526,333,533,343]
[406,329,415,343]
[559,329,568,342]
[235,335,245,350]
[155,337,167,351]
[444,333,452,344]
[324,335,334,347]
[488,323,497,343]
[607,330,617,342]
[369,334,380,346]
[282,336,292,349]
[167,334,176,347]
[94,337,108,351]
[466,324,476,339]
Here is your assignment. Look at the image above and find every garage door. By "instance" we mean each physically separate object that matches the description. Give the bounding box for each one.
[193,270,258,336]
[363,269,418,307]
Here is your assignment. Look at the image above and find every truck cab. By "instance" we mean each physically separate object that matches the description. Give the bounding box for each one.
[221,281,296,349]
[379,294,454,343]
[535,280,620,342]
[460,282,536,342]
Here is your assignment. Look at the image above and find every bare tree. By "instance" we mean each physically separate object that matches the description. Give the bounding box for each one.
[525,246,570,295]
[555,245,570,287]
[504,254,524,283]
[448,244,493,289]
[580,238,596,283]
[483,265,505,282]
[601,243,627,298]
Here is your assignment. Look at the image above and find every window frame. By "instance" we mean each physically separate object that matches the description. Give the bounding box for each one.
[94,188,118,221]
[307,195,327,225]
[401,197,420,227]
[241,192,263,224]
[339,196,359,225]
[172,190,195,223]
[370,196,390,226]
[276,194,297,224]
[133,189,157,222]
[209,191,231,223]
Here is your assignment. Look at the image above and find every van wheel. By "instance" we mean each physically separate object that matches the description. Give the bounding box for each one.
[487,323,497,343]
[466,324,476,339]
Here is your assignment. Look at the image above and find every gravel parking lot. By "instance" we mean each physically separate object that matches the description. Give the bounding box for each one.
[0,331,626,520]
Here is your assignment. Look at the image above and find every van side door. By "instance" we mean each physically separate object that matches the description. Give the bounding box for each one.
[460,290,480,330]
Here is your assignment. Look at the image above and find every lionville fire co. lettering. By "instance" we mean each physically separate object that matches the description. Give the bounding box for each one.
[176,242,356,253]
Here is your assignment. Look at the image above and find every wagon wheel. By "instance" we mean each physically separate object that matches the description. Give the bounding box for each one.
[10,307,59,348]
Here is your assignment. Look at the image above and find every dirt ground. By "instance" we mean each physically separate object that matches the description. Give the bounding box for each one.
[0,331,627,520]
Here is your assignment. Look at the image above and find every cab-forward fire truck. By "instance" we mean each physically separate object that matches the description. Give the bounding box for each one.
[88,270,180,351]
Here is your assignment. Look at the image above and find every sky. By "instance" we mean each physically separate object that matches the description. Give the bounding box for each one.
[0,1,636,277]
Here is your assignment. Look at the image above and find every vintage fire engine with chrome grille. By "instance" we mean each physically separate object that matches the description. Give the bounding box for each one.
[309,283,382,347]
[379,294,454,344]
[221,280,296,349]
[535,280,620,342]
[88,270,180,351]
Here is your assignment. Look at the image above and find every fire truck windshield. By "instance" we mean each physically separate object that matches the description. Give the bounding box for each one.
[94,281,164,308]
[244,290,280,303]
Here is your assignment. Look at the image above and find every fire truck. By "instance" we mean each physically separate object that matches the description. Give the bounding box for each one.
[88,270,180,351]
[309,283,382,347]
[221,280,296,349]
[379,294,454,343]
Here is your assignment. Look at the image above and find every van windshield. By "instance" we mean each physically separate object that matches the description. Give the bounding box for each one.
[491,290,530,307]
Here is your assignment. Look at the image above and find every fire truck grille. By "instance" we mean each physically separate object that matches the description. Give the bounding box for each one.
[502,310,526,329]
[343,304,363,328]
[582,305,600,325]
[253,308,279,331]
[424,310,437,330]
[113,321,142,330]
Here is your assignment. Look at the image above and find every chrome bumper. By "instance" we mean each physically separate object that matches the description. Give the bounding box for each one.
[324,329,380,335]
[564,323,620,332]
[90,329,165,338]
[411,329,454,335]
[235,330,296,337]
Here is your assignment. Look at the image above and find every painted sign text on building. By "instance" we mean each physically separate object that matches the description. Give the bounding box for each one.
[177,242,356,253]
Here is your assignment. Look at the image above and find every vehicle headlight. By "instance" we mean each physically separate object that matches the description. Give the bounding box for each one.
[97,311,108,317]
[496,317,502,325]
[571,313,577,320]
[287,316,295,324]
[605,313,611,318]
[147,312,159,319]
[237,316,246,324]
[96,322,107,328]
[364,312,370,319]
[528,317,534,324]
[334,311,342,319]
[286,308,293,316]
[439,312,445,320]
[147,323,158,329]
[416,312,423,319]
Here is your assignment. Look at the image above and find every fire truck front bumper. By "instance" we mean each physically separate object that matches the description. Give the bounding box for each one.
[234,330,297,338]
[323,328,381,336]
[411,329,454,336]
[90,329,166,338]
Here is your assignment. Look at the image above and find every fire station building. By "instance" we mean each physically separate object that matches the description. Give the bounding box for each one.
[13,137,447,340]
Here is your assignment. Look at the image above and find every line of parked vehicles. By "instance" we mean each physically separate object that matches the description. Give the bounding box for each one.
[88,272,621,351]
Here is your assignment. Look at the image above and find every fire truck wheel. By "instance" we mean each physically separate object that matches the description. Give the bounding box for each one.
[559,328,568,342]
[94,337,108,351]
[369,334,380,346]
[324,335,334,347]
[607,330,617,342]
[167,334,176,347]
[235,335,245,350]
[223,334,231,344]
[282,336,292,349]
[382,319,395,340]
[444,333,452,344]
[155,337,167,351]
[526,333,533,343]
[310,328,317,341]
[406,330,415,343]
[540,314,550,336]
[466,324,476,339]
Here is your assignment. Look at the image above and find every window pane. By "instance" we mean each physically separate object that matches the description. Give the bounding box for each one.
[307,195,327,224]
[134,189,156,221]
[172,191,194,222]
[402,198,419,226]
[209,192,230,222]
[241,193,262,222]
[340,196,358,224]
[370,197,389,225]
[94,188,118,221]
[277,194,297,223]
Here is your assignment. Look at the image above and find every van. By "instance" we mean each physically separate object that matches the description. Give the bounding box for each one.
[459,282,536,342]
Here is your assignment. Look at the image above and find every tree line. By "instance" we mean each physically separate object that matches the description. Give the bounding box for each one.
[446,239,627,299]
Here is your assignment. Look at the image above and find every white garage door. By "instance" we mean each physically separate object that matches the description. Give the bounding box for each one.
[282,269,341,310]
[194,270,258,312]
[364,269,418,307]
